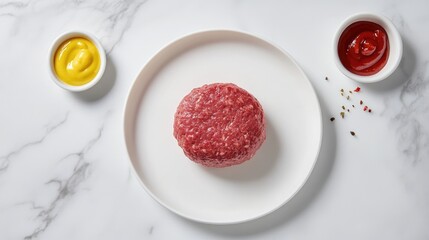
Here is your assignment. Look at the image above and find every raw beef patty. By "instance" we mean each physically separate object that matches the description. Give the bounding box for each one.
[173,83,266,168]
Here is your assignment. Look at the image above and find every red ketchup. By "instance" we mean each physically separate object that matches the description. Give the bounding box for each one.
[338,21,389,76]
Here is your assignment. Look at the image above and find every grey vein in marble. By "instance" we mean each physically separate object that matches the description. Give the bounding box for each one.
[55,0,149,53]
[394,61,429,164]
[97,0,149,53]
[382,9,429,164]
[0,1,30,9]
[0,113,69,174]
[15,201,44,211]
[0,0,147,52]
[23,125,104,240]
[0,0,28,19]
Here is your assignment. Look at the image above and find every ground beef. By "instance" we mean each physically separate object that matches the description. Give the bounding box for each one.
[173,83,266,168]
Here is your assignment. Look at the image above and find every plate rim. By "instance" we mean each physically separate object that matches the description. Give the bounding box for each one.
[123,29,323,224]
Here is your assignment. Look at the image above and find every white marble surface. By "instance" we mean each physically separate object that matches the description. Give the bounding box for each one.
[1,0,428,239]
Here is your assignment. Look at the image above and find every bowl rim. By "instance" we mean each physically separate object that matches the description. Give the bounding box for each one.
[48,31,106,92]
[333,12,403,83]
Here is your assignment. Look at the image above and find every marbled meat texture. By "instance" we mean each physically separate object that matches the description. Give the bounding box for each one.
[173,83,266,168]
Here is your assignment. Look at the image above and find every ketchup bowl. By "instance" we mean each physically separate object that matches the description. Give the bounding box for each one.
[333,13,403,83]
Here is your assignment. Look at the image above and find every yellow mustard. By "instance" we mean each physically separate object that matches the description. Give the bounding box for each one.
[54,37,100,86]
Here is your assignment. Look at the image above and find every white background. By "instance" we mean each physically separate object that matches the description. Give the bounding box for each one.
[0,0,428,239]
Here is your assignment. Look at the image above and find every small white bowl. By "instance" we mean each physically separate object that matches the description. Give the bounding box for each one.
[49,31,106,92]
[333,13,403,83]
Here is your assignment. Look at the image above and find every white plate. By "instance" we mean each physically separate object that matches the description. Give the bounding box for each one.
[124,30,322,224]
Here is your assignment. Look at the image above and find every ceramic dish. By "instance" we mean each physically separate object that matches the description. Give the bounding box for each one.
[333,12,402,83]
[123,30,322,224]
[48,31,106,92]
